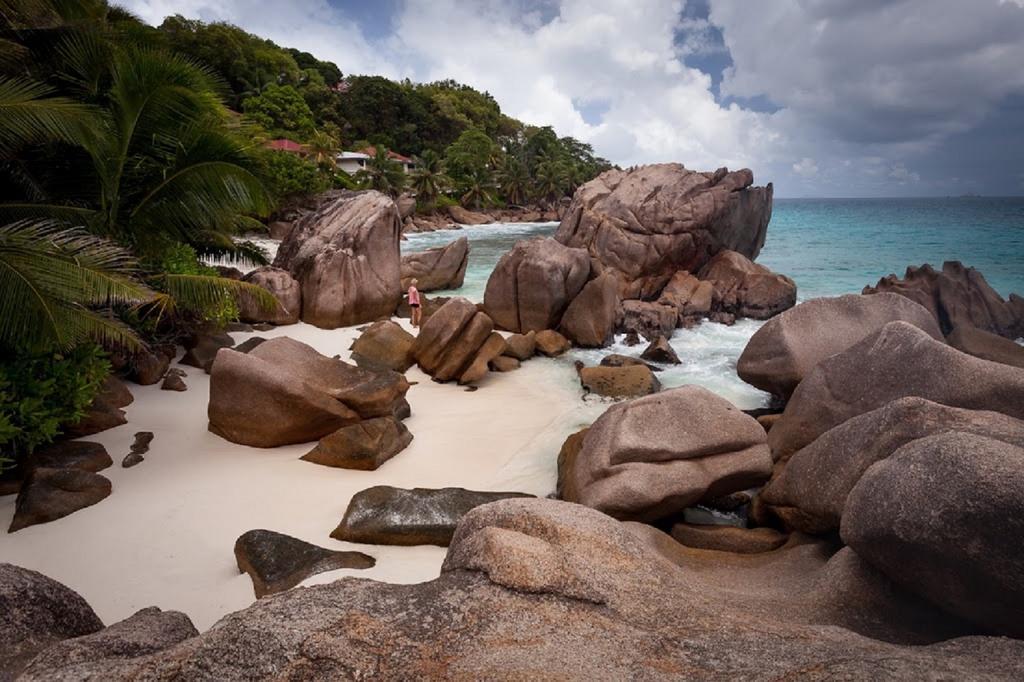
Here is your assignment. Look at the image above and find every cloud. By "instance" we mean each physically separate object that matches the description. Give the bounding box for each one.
[792,157,818,176]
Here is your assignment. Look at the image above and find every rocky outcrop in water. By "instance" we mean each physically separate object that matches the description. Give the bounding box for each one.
[555,164,773,299]
[208,336,409,447]
[559,272,620,347]
[483,237,590,333]
[577,364,661,399]
[274,190,402,328]
[559,386,772,522]
[738,293,943,399]
[400,237,469,292]
[863,260,1024,338]
[697,250,796,320]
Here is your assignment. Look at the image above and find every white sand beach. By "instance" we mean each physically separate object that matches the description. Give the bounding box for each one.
[0,319,602,631]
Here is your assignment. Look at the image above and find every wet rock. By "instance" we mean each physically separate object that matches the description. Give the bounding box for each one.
[234,529,374,598]
[843,432,1024,637]
[768,321,1024,461]
[331,486,534,546]
[762,397,1024,534]
[657,271,713,320]
[622,330,642,346]
[238,266,302,326]
[0,563,103,678]
[9,468,112,532]
[400,237,469,291]
[26,441,111,473]
[274,191,402,328]
[267,220,292,240]
[411,298,494,382]
[737,293,943,399]
[555,164,773,298]
[558,272,621,347]
[447,205,492,225]
[578,365,660,399]
[639,335,680,364]
[130,431,153,455]
[698,250,796,320]
[350,320,415,372]
[669,523,787,554]
[599,354,661,372]
[502,331,536,360]
[301,417,412,471]
[483,237,590,332]
[62,376,133,439]
[534,329,570,356]
[616,300,677,341]
[253,322,275,332]
[121,453,144,468]
[561,386,772,522]
[555,427,588,501]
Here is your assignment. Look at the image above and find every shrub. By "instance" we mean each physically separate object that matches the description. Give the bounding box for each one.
[257,149,331,200]
[157,244,240,328]
[0,345,110,471]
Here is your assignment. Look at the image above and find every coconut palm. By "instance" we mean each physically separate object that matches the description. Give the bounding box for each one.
[410,149,450,204]
[459,168,495,210]
[533,158,569,205]
[498,155,530,206]
[307,129,340,171]
[0,218,151,351]
[357,144,406,197]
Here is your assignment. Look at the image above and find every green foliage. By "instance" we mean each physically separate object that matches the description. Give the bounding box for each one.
[356,145,406,197]
[0,344,110,470]
[256,149,330,199]
[242,84,315,139]
[411,150,451,205]
[444,128,498,184]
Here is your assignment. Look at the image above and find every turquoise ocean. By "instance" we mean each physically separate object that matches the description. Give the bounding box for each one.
[402,197,1024,408]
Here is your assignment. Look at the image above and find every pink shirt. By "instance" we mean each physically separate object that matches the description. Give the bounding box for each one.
[408,286,421,305]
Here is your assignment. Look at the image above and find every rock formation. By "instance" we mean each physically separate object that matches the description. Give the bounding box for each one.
[330,486,534,546]
[697,250,796,320]
[411,298,495,382]
[559,386,773,522]
[616,300,678,341]
[349,320,415,372]
[657,271,713,323]
[62,375,132,439]
[482,237,590,332]
[301,417,413,470]
[237,266,301,326]
[555,164,773,298]
[533,329,571,356]
[208,336,409,447]
[559,272,621,347]
[233,529,374,598]
[946,323,1024,368]
[577,364,661,399]
[400,237,469,291]
[274,190,402,328]
[9,467,112,532]
[737,293,943,399]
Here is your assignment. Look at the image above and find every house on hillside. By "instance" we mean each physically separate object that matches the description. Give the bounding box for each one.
[349,147,417,174]
[264,139,309,156]
[336,150,371,174]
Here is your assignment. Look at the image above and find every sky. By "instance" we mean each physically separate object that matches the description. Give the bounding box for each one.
[117,0,1024,198]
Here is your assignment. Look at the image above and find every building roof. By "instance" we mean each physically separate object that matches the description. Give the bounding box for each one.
[265,139,307,153]
[338,151,371,160]
[357,146,414,164]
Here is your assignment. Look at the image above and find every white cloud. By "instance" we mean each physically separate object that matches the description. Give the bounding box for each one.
[792,157,818,176]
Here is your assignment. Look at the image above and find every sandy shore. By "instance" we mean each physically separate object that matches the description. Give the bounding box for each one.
[0,319,602,631]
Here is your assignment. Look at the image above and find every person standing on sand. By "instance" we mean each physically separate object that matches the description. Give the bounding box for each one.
[408,279,422,328]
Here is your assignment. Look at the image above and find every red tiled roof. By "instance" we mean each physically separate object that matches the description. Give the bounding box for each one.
[265,139,307,153]
[358,146,413,164]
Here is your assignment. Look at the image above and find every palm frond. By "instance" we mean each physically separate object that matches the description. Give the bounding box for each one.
[154,273,277,317]
[0,77,93,153]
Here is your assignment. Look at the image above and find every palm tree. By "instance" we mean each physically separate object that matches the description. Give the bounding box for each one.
[533,159,569,205]
[410,150,450,204]
[498,156,530,206]
[460,168,495,210]
[357,145,406,197]
[308,129,340,171]
[0,219,151,351]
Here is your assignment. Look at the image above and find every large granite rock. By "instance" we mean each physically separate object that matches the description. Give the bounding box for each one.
[657,271,713,322]
[502,331,536,360]
[18,607,197,681]
[761,397,1024,533]
[301,417,412,471]
[19,500,1024,679]
[947,323,1024,368]
[26,441,111,473]
[669,523,787,554]
[768,321,1024,461]
[864,261,1024,338]
[697,250,796,320]
[555,164,773,298]
[616,300,678,340]
[238,266,301,326]
[179,330,234,374]
[208,337,409,448]
[577,364,660,399]
[738,293,943,399]
[533,329,571,356]
[411,297,494,382]
[0,563,104,678]
[447,205,492,225]
[400,237,469,291]
[9,468,111,532]
[234,529,374,598]
[273,190,402,328]
[331,486,534,547]
[349,320,415,372]
[559,272,621,347]
[482,237,590,332]
[560,386,772,522]
[458,332,507,385]
[842,432,1024,638]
